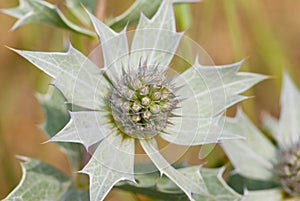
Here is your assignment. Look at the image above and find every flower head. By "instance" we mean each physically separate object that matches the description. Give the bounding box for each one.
[276,143,300,196]
[12,1,265,200]
[222,73,300,200]
[109,61,178,139]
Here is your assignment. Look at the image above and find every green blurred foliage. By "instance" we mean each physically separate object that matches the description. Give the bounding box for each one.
[1,0,300,200]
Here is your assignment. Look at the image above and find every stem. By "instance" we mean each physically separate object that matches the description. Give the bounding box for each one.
[174,4,192,31]
[95,0,107,21]
[174,3,194,72]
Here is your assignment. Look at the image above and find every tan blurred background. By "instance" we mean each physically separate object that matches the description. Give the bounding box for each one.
[1,0,300,200]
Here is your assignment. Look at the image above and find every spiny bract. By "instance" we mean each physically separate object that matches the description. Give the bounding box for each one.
[222,73,300,200]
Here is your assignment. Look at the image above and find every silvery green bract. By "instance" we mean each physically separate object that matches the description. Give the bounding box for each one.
[107,0,200,30]
[4,87,88,201]
[2,0,200,33]
[4,157,89,201]
[222,73,300,200]
[120,166,242,201]
[10,1,265,200]
[1,0,95,37]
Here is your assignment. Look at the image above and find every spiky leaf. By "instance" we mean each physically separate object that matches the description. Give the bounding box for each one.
[66,0,96,26]
[118,165,189,201]
[12,45,110,111]
[242,188,283,201]
[277,73,300,150]
[194,168,241,201]
[262,112,279,139]
[221,108,277,181]
[48,110,114,150]
[107,0,200,30]
[86,10,129,82]
[4,157,71,201]
[130,0,183,71]
[118,163,241,201]
[38,86,82,170]
[2,0,95,37]
[140,138,209,200]
[80,132,135,201]
[161,60,267,146]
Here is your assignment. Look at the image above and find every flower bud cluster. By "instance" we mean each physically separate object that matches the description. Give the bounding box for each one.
[109,63,178,139]
[276,143,300,196]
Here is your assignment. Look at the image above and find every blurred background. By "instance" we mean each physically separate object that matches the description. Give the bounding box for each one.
[0,0,300,200]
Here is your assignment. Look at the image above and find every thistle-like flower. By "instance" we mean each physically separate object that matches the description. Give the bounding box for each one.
[276,143,300,196]
[109,62,179,139]
[11,1,265,200]
[222,73,300,200]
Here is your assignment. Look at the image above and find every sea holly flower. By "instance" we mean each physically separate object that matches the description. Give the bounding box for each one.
[10,1,265,200]
[222,73,300,200]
